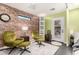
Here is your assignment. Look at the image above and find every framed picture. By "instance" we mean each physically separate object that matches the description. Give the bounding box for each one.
[0,13,11,22]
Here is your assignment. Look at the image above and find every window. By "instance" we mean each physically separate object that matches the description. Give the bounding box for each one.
[18,15,31,20]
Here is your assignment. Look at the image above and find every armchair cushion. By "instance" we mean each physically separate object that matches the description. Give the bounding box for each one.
[3,31,16,47]
[3,31,16,43]
[13,38,24,47]
[18,41,30,48]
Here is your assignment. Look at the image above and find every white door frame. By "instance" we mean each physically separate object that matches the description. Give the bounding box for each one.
[51,17,65,43]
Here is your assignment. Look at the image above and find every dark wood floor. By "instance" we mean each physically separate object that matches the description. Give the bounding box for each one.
[54,45,73,55]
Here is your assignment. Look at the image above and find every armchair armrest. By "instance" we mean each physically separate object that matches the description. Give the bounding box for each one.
[16,38,24,40]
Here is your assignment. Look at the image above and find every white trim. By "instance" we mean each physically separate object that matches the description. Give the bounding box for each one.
[39,16,45,36]
[51,17,65,43]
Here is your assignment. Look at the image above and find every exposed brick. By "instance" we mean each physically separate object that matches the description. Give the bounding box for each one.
[0,4,39,47]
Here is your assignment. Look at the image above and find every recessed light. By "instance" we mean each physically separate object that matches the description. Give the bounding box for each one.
[50,8,55,11]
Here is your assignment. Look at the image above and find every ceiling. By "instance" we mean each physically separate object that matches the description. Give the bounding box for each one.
[5,3,66,16]
[68,3,79,10]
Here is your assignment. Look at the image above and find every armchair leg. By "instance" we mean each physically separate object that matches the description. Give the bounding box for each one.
[25,49,31,53]
[20,48,31,55]
[8,47,16,55]
[0,48,12,51]
[0,47,16,55]
[36,42,45,47]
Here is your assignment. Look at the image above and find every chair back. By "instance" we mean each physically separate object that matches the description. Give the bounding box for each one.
[32,32,39,39]
[3,31,16,46]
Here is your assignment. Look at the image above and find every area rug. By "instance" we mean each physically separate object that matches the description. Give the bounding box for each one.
[74,50,79,55]
[51,41,62,47]
[0,41,61,55]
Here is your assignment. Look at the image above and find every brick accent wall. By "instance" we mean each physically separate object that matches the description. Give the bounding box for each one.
[0,4,39,47]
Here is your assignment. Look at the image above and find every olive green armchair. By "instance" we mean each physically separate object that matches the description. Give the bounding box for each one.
[32,32,45,47]
[0,31,31,55]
